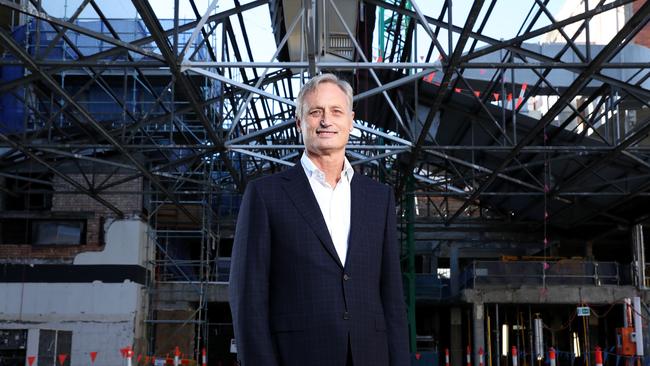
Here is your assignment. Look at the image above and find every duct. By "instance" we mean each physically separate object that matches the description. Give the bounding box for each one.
[281,0,359,63]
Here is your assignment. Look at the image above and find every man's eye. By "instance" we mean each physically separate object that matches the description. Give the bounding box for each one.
[310,110,323,117]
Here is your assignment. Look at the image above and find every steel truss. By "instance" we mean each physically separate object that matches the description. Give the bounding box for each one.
[1,0,649,359]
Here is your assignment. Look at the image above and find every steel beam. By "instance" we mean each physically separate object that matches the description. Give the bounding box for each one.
[446,0,650,225]
[400,0,485,194]
[0,26,202,224]
[364,0,650,101]
[0,0,267,93]
[328,0,410,136]
[459,0,633,62]
[0,0,163,60]
[0,133,124,216]
[131,0,243,191]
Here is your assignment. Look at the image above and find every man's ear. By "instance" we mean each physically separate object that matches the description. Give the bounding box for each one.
[296,118,301,133]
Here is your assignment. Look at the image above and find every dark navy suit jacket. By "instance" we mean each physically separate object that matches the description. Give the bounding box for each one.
[229,164,409,366]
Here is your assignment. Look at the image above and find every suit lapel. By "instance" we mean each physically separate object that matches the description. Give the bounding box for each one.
[282,165,343,268]
[346,174,366,267]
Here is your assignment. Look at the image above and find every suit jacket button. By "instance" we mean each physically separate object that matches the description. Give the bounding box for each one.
[343,274,350,281]
[343,311,350,320]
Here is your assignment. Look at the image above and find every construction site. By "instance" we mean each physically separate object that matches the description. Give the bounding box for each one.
[1,0,650,365]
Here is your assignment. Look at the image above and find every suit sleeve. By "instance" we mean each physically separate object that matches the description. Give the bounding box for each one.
[381,187,411,365]
[229,181,279,366]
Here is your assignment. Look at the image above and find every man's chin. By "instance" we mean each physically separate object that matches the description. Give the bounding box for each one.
[306,145,347,156]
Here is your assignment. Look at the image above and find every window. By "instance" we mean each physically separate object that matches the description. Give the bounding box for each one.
[0,219,86,245]
[5,176,53,211]
[38,330,72,366]
[0,329,28,366]
[31,221,85,245]
[0,219,29,244]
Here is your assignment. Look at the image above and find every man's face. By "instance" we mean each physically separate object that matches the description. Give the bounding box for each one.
[297,82,354,157]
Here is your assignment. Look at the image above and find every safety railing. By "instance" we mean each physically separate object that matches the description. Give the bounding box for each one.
[414,274,450,301]
[461,260,623,289]
[23,18,206,61]
[153,258,230,283]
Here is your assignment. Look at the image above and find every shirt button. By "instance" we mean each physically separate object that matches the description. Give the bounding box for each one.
[343,311,350,320]
[343,274,350,281]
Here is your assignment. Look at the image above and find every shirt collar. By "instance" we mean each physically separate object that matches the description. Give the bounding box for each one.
[300,153,354,186]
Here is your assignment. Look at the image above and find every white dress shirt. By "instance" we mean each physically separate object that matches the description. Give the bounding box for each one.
[300,153,354,266]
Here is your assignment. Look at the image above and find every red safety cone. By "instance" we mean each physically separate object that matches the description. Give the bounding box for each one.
[445,348,450,366]
[595,346,603,366]
[467,346,472,366]
[126,346,133,366]
[90,351,98,366]
[549,348,556,366]
[201,348,207,366]
[512,346,518,366]
[479,347,484,366]
[174,347,180,366]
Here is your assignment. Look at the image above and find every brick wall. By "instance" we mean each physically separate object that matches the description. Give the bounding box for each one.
[633,0,650,48]
[51,174,143,214]
[0,174,143,261]
[0,245,101,260]
[52,174,143,242]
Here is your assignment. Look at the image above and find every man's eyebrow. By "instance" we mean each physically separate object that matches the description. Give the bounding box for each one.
[328,104,346,109]
[309,104,347,111]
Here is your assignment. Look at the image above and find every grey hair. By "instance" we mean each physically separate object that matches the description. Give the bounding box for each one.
[295,73,354,121]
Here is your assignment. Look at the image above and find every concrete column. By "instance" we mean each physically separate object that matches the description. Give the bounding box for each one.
[641,299,650,362]
[450,246,460,295]
[422,255,431,274]
[473,303,485,366]
[632,224,646,288]
[634,297,647,358]
[451,307,462,366]
[584,240,594,261]
[430,252,439,275]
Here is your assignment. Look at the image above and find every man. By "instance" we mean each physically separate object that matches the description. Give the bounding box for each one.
[229,73,409,366]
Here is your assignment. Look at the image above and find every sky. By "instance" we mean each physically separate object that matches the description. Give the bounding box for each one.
[41,0,570,63]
